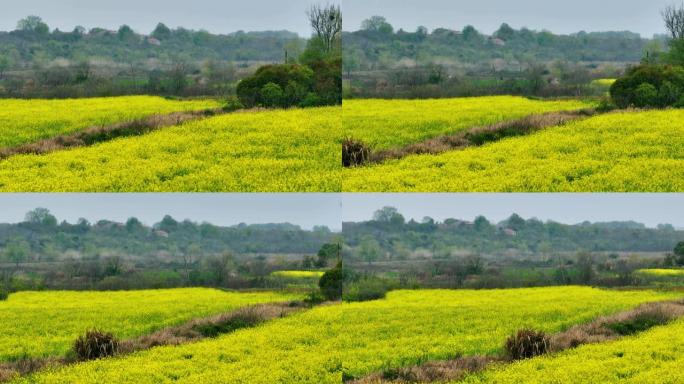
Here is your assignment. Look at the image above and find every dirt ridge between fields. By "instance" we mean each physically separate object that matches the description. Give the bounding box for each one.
[343,108,598,167]
[348,298,684,383]
[0,108,226,160]
[0,300,308,382]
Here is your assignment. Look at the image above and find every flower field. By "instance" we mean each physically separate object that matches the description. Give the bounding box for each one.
[344,109,684,192]
[460,317,684,383]
[0,96,220,149]
[15,287,680,383]
[0,106,342,192]
[343,96,592,151]
[270,270,325,278]
[0,288,300,361]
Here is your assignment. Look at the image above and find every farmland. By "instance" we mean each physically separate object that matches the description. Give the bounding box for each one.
[0,106,342,192]
[343,109,684,192]
[271,270,326,278]
[0,288,300,361]
[15,287,681,383]
[0,96,220,149]
[461,317,684,383]
[343,97,592,151]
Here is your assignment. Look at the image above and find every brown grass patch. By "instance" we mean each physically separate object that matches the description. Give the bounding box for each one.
[350,356,496,384]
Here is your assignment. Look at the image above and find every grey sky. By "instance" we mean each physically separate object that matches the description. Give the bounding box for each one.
[0,194,342,231]
[344,0,675,37]
[342,194,684,228]
[0,0,330,36]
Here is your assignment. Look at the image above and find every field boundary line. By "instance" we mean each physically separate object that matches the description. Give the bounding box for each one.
[0,107,230,160]
[343,108,598,167]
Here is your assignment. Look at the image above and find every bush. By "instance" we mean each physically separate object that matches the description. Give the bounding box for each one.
[504,329,549,360]
[0,289,8,301]
[73,330,119,361]
[236,64,314,108]
[222,96,244,112]
[610,64,684,108]
[319,262,344,301]
[343,277,390,302]
[299,92,324,107]
[634,83,658,108]
[260,82,285,108]
[342,138,371,167]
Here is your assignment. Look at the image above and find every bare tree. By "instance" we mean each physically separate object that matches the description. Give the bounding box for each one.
[307,3,342,53]
[663,2,684,40]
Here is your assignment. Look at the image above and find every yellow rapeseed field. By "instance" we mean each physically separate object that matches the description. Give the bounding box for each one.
[0,107,341,192]
[343,96,592,150]
[16,287,680,383]
[0,288,300,361]
[0,96,220,148]
[460,318,684,383]
[270,270,325,278]
[344,109,684,192]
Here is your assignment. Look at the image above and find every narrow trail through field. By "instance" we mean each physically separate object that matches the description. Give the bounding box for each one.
[0,107,228,160]
[343,108,598,167]
[348,298,684,383]
[0,300,309,382]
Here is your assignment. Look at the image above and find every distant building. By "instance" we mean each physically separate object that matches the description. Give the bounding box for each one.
[154,230,169,238]
[147,37,161,46]
[490,37,506,46]
[503,228,517,236]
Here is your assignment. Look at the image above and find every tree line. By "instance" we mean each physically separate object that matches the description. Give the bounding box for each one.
[343,16,656,98]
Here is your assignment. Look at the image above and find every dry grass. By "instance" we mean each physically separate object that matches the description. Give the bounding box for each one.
[0,108,222,159]
[361,108,597,165]
[350,356,496,384]
[0,301,304,382]
[348,299,684,383]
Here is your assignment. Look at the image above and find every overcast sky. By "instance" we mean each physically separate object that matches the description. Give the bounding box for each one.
[344,0,675,37]
[0,194,342,231]
[0,0,330,36]
[342,194,684,228]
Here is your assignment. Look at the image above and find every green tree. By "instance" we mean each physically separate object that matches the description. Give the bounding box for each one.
[152,23,172,40]
[360,236,381,265]
[361,16,393,34]
[17,16,49,35]
[24,208,57,227]
[4,238,30,268]
[318,261,343,300]
[576,252,595,284]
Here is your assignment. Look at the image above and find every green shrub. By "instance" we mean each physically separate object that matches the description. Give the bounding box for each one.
[299,92,324,107]
[634,83,659,108]
[260,82,285,108]
[222,96,244,112]
[236,64,314,108]
[343,278,390,302]
[73,330,119,361]
[318,262,344,301]
[610,64,684,108]
[0,289,8,301]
